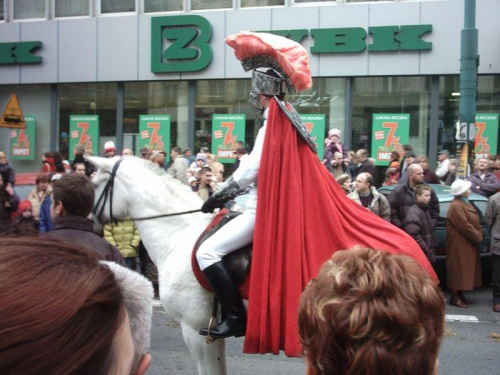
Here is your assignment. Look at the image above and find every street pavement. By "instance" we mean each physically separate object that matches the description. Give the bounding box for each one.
[148,287,500,375]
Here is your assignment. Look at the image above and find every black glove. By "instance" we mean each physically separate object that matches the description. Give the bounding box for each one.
[201,196,226,213]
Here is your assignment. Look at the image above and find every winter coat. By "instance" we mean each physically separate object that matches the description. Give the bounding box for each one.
[324,141,348,166]
[39,195,53,233]
[0,189,19,233]
[12,216,39,236]
[0,163,15,186]
[423,169,440,184]
[103,220,140,259]
[446,198,483,290]
[27,185,52,221]
[348,187,390,221]
[467,171,500,198]
[48,215,125,265]
[485,192,500,256]
[388,182,439,230]
[403,203,436,263]
[355,159,375,177]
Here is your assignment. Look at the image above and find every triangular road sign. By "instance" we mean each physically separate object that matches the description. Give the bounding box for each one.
[0,92,26,129]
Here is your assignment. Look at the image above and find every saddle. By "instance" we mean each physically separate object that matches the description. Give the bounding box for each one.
[191,209,252,299]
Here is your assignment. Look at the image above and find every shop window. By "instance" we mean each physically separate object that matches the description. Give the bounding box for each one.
[123,81,188,155]
[144,0,183,12]
[0,0,4,21]
[191,0,232,10]
[55,0,90,17]
[14,0,45,19]
[101,0,135,14]
[241,0,284,7]
[294,0,336,3]
[58,83,117,159]
[352,76,431,159]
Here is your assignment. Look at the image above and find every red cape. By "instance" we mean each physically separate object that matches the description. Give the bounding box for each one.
[243,100,437,357]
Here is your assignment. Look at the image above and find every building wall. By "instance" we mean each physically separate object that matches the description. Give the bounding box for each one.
[0,0,499,85]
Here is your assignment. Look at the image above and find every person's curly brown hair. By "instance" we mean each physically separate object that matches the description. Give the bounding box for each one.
[298,247,444,375]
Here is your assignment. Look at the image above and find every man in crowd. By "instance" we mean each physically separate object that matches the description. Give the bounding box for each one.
[183,148,195,165]
[398,150,416,184]
[191,167,217,201]
[167,147,188,184]
[48,173,124,265]
[233,148,248,171]
[436,149,450,182]
[73,162,86,175]
[388,163,439,229]
[400,144,413,177]
[140,147,152,160]
[122,148,133,156]
[355,149,374,177]
[485,190,500,313]
[104,141,116,158]
[0,172,19,234]
[348,172,390,221]
[467,157,500,198]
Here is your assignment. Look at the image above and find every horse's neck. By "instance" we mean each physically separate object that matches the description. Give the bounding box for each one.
[124,171,212,269]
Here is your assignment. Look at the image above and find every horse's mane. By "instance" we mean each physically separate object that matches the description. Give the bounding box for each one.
[120,156,203,212]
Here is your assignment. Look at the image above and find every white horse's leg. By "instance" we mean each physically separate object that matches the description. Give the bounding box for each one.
[181,323,227,375]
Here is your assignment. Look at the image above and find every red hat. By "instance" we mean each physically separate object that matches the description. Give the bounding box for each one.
[18,200,32,213]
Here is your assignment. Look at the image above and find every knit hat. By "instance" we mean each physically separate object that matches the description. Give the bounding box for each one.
[195,153,207,163]
[328,129,341,138]
[104,141,116,153]
[18,200,32,213]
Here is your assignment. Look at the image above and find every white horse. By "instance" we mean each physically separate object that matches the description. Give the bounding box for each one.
[89,156,228,375]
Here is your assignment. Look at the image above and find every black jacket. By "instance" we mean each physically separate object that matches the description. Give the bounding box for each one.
[48,215,125,265]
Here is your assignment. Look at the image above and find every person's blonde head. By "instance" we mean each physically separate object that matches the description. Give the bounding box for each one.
[299,248,444,375]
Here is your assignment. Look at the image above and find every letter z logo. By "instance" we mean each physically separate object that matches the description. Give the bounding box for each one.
[151,15,213,73]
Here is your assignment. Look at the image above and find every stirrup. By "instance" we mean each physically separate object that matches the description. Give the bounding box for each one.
[204,315,218,344]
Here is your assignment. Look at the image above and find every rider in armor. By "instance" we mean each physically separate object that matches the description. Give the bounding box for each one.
[197,68,290,339]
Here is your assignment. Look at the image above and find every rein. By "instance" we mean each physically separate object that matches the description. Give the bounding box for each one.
[93,158,201,223]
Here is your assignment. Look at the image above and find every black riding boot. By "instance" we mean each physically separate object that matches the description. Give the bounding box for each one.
[199,261,247,338]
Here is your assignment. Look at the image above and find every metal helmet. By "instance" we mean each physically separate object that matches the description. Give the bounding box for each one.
[248,68,287,112]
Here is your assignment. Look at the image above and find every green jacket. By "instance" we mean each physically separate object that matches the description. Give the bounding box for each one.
[104,220,140,258]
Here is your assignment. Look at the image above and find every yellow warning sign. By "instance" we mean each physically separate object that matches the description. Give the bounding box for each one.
[0,92,25,129]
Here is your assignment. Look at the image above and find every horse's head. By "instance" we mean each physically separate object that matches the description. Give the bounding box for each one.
[87,156,131,222]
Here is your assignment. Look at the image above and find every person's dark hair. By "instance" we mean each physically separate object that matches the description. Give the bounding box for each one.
[52,173,94,217]
[44,151,66,173]
[35,173,50,184]
[73,162,86,171]
[235,148,248,155]
[299,248,444,375]
[182,148,191,154]
[415,184,431,197]
[199,167,213,175]
[403,144,413,152]
[357,149,369,158]
[390,151,400,162]
[172,147,182,155]
[0,237,124,375]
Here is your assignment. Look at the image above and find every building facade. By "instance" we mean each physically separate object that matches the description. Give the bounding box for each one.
[0,0,499,173]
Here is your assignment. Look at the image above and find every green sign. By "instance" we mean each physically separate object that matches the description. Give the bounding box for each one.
[300,114,325,158]
[9,115,36,160]
[151,15,213,73]
[139,115,170,158]
[69,115,99,160]
[475,114,499,159]
[211,114,245,164]
[0,41,42,65]
[371,114,409,166]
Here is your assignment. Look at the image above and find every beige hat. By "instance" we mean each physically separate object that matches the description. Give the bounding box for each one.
[450,179,472,196]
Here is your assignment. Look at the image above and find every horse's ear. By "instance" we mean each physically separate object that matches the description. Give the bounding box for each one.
[86,156,114,171]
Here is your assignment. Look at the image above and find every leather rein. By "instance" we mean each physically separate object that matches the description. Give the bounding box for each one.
[93,158,201,223]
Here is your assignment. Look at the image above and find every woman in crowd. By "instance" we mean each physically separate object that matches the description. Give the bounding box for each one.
[418,156,440,184]
[335,173,352,195]
[298,247,444,375]
[0,172,19,234]
[0,237,152,375]
[446,179,483,307]
[27,173,52,221]
[0,151,16,186]
[444,158,457,186]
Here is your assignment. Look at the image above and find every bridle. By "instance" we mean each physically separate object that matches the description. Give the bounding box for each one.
[93,158,201,223]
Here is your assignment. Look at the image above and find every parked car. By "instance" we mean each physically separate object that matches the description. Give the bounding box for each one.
[378,183,491,285]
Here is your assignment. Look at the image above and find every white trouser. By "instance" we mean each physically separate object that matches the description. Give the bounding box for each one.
[197,210,256,271]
